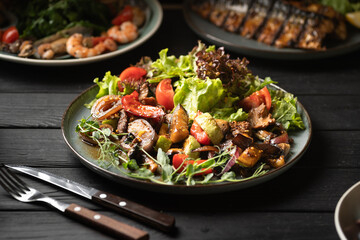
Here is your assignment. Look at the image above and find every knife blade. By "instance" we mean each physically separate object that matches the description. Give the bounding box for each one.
[6,165,175,232]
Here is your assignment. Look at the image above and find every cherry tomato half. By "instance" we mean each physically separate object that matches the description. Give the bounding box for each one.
[156,79,174,111]
[239,86,272,111]
[111,5,133,26]
[118,66,147,92]
[2,26,19,44]
[172,154,213,175]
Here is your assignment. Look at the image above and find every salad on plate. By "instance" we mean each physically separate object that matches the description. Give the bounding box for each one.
[75,42,306,186]
[0,0,147,60]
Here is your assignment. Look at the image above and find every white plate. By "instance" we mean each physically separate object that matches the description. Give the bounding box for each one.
[0,0,162,66]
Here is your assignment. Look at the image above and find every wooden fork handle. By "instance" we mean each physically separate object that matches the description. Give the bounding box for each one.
[65,203,149,240]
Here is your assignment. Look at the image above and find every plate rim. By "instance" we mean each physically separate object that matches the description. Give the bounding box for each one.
[61,82,312,194]
[0,0,163,66]
[334,180,360,240]
[182,0,360,60]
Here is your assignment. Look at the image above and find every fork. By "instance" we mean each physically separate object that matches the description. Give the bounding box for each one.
[0,164,149,240]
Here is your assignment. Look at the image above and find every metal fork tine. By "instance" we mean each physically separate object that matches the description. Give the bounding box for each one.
[0,165,28,196]
[1,165,30,191]
[0,167,21,197]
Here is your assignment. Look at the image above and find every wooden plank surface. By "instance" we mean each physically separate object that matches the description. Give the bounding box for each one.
[0,5,359,240]
[0,211,338,240]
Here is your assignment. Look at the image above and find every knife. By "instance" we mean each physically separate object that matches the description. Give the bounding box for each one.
[6,165,175,232]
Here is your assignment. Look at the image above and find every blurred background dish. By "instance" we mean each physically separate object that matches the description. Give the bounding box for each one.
[0,0,162,66]
[183,0,360,60]
[335,181,360,240]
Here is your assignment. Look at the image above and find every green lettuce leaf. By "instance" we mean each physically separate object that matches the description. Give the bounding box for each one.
[209,94,248,121]
[241,76,277,97]
[94,71,120,98]
[173,76,248,121]
[270,90,305,131]
[147,48,196,83]
[17,0,110,39]
[210,107,248,122]
[173,77,225,119]
[318,0,360,14]
[84,71,120,108]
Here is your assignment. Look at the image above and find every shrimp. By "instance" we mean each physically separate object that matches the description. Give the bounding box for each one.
[107,21,138,44]
[66,33,117,58]
[37,43,54,59]
[103,38,118,52]
[36,38,68,59]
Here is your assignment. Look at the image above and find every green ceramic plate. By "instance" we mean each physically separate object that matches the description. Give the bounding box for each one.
[183,0,360,60]
[0,0,162,66]
[61,82,312,194]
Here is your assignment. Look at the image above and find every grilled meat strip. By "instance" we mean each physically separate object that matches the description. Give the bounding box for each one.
[274,7,307,48]
[257,0,289,45]
[240,0,274,39]
[191,0,347,50]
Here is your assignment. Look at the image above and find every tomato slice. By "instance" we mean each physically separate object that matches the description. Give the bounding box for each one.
[172,154,213,175]
[240,86,272,111]
[259,87,272,110]
[118,66,147,92]
[190,120,212,145]
[111,5,133,26]
[2,26,19,44]
[121,91,165,118]
[155,79,174,111]
[189,111,211,145]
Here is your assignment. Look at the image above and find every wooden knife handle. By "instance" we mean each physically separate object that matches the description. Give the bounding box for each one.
[92,191,175,232]
[65,203,149,240]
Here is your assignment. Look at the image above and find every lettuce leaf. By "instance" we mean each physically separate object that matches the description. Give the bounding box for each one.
[147,48,196,83]
[173,77,225,119]
[318,0,360,14]
[94,71,120,98]
[209,94,248,121]
[173,77,248,121]
[210,107,248,122]
[270,90,305,131]
[239,76,277,97]
[17,0,110,39]
[84,71,120,108]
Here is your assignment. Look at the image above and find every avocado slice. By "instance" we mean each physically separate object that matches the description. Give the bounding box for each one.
[155,135,172,152]
[183,135,201,159]
[195,113,224,145]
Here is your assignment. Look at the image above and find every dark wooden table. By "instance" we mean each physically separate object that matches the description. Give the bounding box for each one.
[1,4,360,240]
